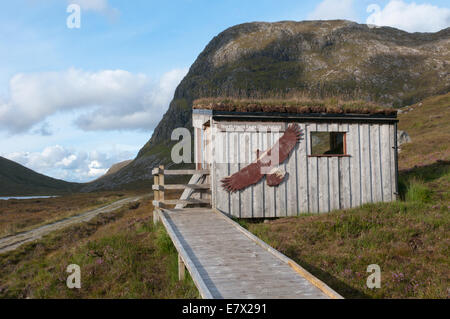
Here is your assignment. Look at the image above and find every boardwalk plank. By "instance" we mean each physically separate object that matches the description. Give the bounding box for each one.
[158,208,342,299]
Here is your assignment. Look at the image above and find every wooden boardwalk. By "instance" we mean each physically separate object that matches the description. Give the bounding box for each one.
[156,208,342,299]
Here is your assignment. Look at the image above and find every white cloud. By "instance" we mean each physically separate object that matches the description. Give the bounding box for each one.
[69,0,109,12]
[307,0,357,21]
[366,1,450,32]
[68,0,120,21]
[68,0,117,14]
[32,122,52,136]
[3,145,134,182]
[0,67,188,134]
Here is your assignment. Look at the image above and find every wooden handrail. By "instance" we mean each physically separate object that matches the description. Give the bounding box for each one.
[152,168,210,176]
[152,165,211,210]
[153,184,211,191]
[153,198,211,208]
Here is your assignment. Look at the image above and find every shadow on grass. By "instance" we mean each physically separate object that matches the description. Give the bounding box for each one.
[398,160,449,200]
[291,257,371,299]
[399,160,449,182]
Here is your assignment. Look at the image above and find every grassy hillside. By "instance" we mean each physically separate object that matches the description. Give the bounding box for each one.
[0,157,81,196]
[397,93,450,170]
[242,93,449,298]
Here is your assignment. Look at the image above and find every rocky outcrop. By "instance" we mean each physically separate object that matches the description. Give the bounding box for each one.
[83,20,449,191]
[397,130,412,147]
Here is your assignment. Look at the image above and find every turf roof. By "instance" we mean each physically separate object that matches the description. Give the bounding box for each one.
[193,98,397,116]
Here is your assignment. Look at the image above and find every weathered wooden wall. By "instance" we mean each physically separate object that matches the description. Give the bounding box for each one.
[194,115,397,217]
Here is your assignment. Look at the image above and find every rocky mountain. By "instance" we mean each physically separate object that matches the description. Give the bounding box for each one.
[0,157,81,196]
[82,20,449,191]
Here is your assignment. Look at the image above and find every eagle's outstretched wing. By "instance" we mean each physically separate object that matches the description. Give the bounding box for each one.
[259,124,303,167]
[221,161,264,193]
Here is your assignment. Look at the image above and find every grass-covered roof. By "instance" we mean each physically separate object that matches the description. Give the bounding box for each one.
[193,98,397,116]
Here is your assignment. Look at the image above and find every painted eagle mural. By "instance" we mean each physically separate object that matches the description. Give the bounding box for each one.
[221,124,303,192]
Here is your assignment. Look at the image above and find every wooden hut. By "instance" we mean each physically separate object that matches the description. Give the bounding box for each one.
[192,99,399,218]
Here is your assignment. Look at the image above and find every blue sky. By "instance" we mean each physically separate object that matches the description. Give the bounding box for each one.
[0,0,449,182]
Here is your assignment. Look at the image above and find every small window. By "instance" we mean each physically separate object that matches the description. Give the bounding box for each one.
[310,132,346,156]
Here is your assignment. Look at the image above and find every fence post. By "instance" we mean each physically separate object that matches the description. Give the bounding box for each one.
[159,165,165,202]
[153,167,160,225]
[178,254,186,281]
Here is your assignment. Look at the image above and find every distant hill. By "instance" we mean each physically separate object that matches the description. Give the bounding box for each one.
[0,157,81,196]
[95,160,132,181]
[82,20,449,192]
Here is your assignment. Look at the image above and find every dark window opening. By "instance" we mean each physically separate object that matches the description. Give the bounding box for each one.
[310,132,346,156]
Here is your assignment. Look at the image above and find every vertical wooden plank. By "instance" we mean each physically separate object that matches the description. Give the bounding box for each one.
[328,123,340,211]
[178,254,186,281]
[360,124,373,204]
[229,131,240,217]
[317,157,329,213]
[329,157,340,211]
[380,124,393,202]
[316,123,329,213]
[297,123,309,213]
[196,128,202,169]
[308,123,319,213]
[201,127,204,168]
[370,124,383,203]
[210,123,216,209]
[264,130,276,217]
[194,128,198,169]
[349,123,361,207]
[339,123,351,210]
[240,131,253,218]
[280,127,288,217]
[159,165,165,201]
[287,122,299,216]
[153,173,159,202]
[273,129,287,217]
[252,131,263,218]
[215,131,229,214]
[390,124,397,201]
[339,156,351,209]
[260,128,268,217]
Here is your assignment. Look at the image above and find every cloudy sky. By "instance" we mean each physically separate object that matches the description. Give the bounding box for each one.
[1,0,449,182]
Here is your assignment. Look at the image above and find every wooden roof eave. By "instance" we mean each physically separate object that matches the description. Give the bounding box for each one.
[193,109,398,123]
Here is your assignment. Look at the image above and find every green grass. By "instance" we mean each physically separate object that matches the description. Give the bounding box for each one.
[398,93,450,171]
[404,179,433,204]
